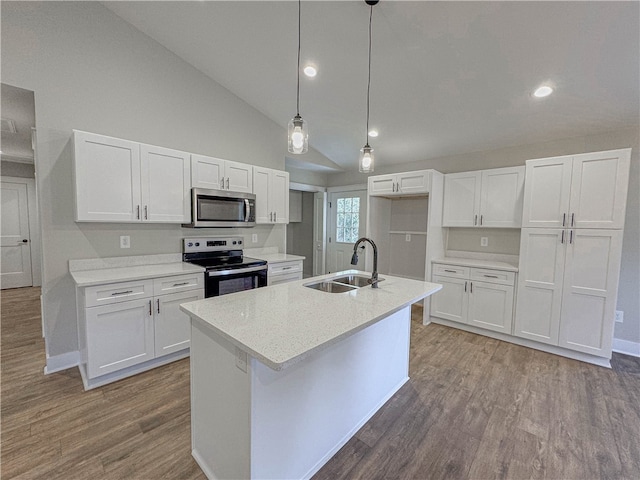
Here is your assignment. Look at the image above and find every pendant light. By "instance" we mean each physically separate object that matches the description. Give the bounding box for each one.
[288,0,308,154]
[359,0,378,173]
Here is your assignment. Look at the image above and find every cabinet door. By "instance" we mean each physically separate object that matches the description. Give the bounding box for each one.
[514,228,566,345]
[73,130,141,222]
[368,174,396,196]
[468,280,514,334]
[191,154,225,191]
[558,229,622,357]
[568,149,631,229]
[479,166,525,227]
[396,170,431,195]
[521,156,572,228]
[140,144,191,223]
[86,298,154,378]
[430,275,468,323]
[442,172,481,227]
[225,160,253,194]
[271,170,289,224]
[155,289,204,356]
[253,167,271,224]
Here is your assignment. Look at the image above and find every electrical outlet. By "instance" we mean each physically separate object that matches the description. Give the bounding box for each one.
[615,310,624,323]
[252,233,258,243]
[120,236,130,249]
[481,237,489,247]
[405,233,411,242]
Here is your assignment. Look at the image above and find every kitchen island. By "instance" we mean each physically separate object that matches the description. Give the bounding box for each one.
[180,270,441,480]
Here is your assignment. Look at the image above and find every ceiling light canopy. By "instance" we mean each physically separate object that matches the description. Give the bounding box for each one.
[533,85,553,98]
[359,0,378,174]
[303,65,317,77]
[288,0,308,154]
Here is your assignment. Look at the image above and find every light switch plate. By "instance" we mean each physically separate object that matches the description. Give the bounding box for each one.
[480,237,489,247]
[615,310,624,323]
[120,236,130,249]
[405,233,411,242]
[252,234,258,243]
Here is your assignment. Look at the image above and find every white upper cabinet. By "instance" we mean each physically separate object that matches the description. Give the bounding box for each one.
[368,170,432,197]
[443,166,524,227]
[140,144,191,223]
[522,149,630,229]
[74,130,190,223]
[74,130,141,222]
[253,166,289,224]
[191,154,253,194]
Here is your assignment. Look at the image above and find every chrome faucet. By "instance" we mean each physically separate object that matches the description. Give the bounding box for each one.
[351,237,379,288]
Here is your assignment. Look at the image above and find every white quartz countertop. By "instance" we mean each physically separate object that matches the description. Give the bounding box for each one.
[70,262,204,287]
[180,270,441,371]
[433,257,518,272]
[252,253,306,263]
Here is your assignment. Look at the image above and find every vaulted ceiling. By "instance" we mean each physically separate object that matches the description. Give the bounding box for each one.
[104,1,640,172]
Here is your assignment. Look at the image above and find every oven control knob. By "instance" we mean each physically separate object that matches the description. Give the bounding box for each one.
[195,242,200,247]
[187,242,193,247]
[232,241,237,245]
[238,240,242,244]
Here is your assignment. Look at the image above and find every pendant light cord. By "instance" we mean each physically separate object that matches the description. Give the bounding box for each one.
[296,0,301,116]
[365,4,373,145]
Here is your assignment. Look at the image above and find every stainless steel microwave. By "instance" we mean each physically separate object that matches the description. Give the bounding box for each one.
[183,188,256,228]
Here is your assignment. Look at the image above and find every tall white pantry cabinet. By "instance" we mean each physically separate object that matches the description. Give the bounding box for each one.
[514,148,631,359]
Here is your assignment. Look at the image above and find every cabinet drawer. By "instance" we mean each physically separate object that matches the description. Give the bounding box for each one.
[153,273,203,295]
[470,268,515,286]
[432,264,469,279]
[268,271,303,286]
[268,260,303,275]
[85,279,153,307]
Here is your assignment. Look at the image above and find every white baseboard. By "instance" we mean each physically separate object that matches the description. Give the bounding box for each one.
[612,338,640,357]
[44,350,80,374]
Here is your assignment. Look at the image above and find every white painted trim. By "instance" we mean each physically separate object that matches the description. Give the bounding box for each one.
[1,175,42,286]
[613,338,640,357]
[289,181,326,193]
[326,184,367,193]
[44,350,80,374]
[430,316,612,368]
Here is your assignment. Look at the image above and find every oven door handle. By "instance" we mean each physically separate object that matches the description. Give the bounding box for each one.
[208,265,268,277]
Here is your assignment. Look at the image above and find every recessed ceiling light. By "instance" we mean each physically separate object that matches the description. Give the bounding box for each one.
[368,129,378,138]
[533,85,553,98]
[303,65,317,77]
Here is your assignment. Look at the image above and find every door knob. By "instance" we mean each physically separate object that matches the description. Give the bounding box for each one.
[22,239,29,243]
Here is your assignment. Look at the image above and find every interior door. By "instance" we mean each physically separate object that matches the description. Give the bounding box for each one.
[1,180,33,289]
[313,192,327,276]
[327,190,367,273]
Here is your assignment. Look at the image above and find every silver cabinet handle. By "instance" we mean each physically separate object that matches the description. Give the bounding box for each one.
[274,211,277,222]
[282,266,292,270]
[144,205,148,220]
[269,212,273,222]
[483,274,499,278]
[392,183,395,192]
[480,215,483,225]
[221,178,225,189]
[226,177,230,189]
[137,205,140,220]
[111,290,133,296]
[396,182,399,192]
[172,282,189,287]
[570,229,574,244]
[470,282,473,293]
[571,213,575,227]
[562,213,566,227]
[157,298,160,314]
[464,281,467,293]
[561,230,565,244]
[444,269,457,273]
[474,214,478,226]
[148,300,152,316]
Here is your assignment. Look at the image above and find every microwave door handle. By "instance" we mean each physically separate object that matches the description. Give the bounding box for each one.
[244,198,251,222]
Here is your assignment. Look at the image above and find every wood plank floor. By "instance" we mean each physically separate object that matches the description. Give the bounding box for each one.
[2,286,639,479]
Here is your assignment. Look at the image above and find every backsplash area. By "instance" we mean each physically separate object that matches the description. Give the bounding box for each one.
[446,228,521,256]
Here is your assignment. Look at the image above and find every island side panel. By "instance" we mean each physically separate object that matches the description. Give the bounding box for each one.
[250,306,412,480]
[190,320,251,480]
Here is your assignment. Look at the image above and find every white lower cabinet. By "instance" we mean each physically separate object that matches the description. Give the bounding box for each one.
[267,260,303,286]
[431,263,516,335]
[79,273,203,388]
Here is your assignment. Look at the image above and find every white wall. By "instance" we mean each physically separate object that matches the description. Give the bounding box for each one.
[1,2,333,365]
[328,128,640,346]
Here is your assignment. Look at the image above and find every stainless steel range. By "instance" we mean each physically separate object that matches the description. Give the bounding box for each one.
[183,237,267,298]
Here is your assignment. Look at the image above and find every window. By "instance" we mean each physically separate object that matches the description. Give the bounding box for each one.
[336,197,360,243]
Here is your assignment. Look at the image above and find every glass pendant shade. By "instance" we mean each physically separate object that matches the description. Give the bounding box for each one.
[359,144,374,173]
[288,114,308,154]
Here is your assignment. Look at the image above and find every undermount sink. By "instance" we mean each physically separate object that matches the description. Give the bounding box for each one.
[304,274,385,293]
[304,281,357,293]
[331,274,384,288]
